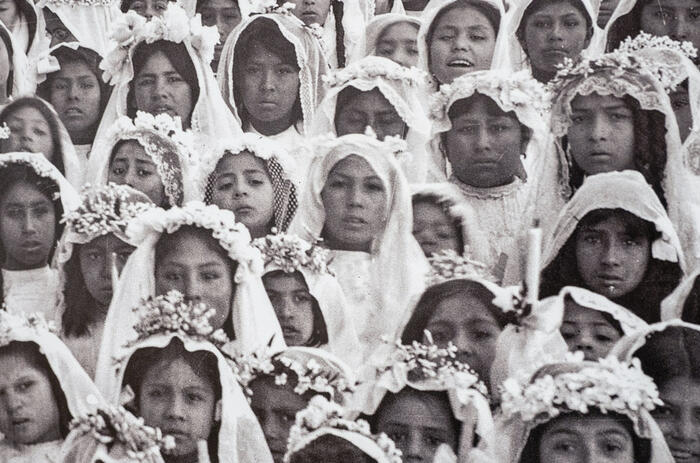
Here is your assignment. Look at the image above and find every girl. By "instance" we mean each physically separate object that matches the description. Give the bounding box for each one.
[119,0,173,19]
[0,311,102,462]
[541,170,685,323]
[0,96,84,187]
[417,0,506,88]
[0,152,79,317]
[286,396,402,463]
[254,233,361,367]
[88,112,193,208]
[217,11,327,145]
[289,133,428,358]
[237,347,355,463]
[312,56,431,183]
[496,357,674,462]
[613,321,700,463]
[200,134,298,237]
[57,183,153,378]
[352,14,421,69]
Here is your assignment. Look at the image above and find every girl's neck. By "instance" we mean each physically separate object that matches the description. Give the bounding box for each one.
[323,236,371,253]
[531,66,556,84]
[68,128,95,146]
[249,116,294,137]
[2,261,49,271]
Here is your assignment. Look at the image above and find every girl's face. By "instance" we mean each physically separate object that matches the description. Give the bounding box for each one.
[288,0,332,26]
[560,299,622,360]
[78,234,135,309]
[429,6,496,84]
[523,1,590,81]
[538,414,635,463]
[108,140,166,207]
[138,357,217,458]
[0,0,18,27]
[49,60,102,138]
[210,151,275,239]
[320,154,388,252]
[250,378,309,463]
[641,0,700,62]
[375,389,458,463]
[567,93,636,175]
[262,272,316,346]
[0,351,61,445]
[445,96,526,188]
[129,0,169,19]
[423,292,501,385]
[335,89,406,140]
[652,376,700,462]
[133,51,194,126]
[3,106,55,161]
[239,41,300,135]
[412,200,462,257]
[199,0,242,66]
[375,22,419,68]
[575,214,651,299]
[0,181,56,270]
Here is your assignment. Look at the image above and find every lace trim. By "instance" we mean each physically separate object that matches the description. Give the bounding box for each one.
[449,175,524,200]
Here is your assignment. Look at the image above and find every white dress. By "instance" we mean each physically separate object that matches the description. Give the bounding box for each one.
[2,266,61,319]
[0,439,62,463]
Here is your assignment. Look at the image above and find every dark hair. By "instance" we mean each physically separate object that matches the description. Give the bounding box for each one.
[519,411,652,463]
[411,194,465,254]
[0,341,72,439]
[0,25,14,99]
[401,279,513,344]
[231,18,302,127]
[61,246,101,337]
[634,326,700,386]
[289,434,374,463]
[122,337,222,462]
[681,274,700,324]
[564,95,668,205]
[516,0,594,54]
[262,270,329,347]
[249,359,324,402]
[0,97,66,175]
[127,40,200,122]
[540,208,682,323]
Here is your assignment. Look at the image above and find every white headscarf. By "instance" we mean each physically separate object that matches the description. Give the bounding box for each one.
[0,22,32,98]
[2,0,49,63]
[350,13,420,63]
[660,268,700,321]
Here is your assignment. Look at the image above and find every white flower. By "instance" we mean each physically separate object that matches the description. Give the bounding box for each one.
[110,11,146,47]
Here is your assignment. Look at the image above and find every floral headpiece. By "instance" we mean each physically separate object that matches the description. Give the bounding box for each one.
[322,56,428,90]
[101,4,219,84]
[253,233,332,275]
[106,111,195,161]
[427,249,496,285]
[127,290,230,348]
[0,122,10,139]
[0,152,67,202]
[70,405,176,461]
[285,396,403,463]
[0,311,57,347]
[499,356,662,428]
[248,0,297,15]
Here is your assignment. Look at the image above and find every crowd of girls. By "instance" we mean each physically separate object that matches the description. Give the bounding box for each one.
[1,0,700,461]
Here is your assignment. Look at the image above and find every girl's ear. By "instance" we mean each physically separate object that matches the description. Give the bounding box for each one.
[214,399,222,422]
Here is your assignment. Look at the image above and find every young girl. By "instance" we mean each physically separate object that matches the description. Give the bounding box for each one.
[312,56,431,183]
[200,134,298,237]
[352,14,421,69]
[496,357,673,463]
[57,183,154,378]
[541,170,685,323]
[119,0,174,19]
[613,321,700,463]
[0,96,85,187]
[0,152,79,317]
[289,133,428,358]
[0,311,102,462]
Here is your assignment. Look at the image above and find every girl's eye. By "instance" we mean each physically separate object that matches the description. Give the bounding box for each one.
[469,34,486,41]
[136,77,154,87]
[611,112,630,121]
[187,392,203,402]
[554,442,575,452]
[167,75,183,83]
[202,271,220,281]
[624,238,642,246]
[137,169,153,177]
[111,166,126,176]
[564,20,579,27]
[473,329,494,340]
[425,435,445,447]
[652,405,674,418]
[327,179,346,189]
[595,334,613,342]
[582,235,600,244]
[216,181,233,191]
[6,207,22,218]
[282,412,296,423]
[33,128,47,136]
[366,182,385,193]
[429,330,452,344]
[534,20,551,28]
[17,381,34,392]
[388,431,407,443]
[147,389,165,399]
[164,272,182,281]
[293,294,312,303]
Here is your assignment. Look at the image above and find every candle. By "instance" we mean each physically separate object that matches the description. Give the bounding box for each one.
[198,439,212,463]
[110,252,120,292]
[525,220,542,305]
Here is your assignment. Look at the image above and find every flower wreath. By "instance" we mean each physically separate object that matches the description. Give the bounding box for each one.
[0,122,10,139]
[322,56,428,90]
[42,0,114,6]
[427,249,496,286]
[248,0,297,15]
[0,311,57,347]
[0,152,66,202]
[70,405,176,461]
[253,233,332,275]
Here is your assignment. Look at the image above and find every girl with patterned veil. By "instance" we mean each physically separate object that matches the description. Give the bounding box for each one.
[350,14,420,68]
[0,0,48,64]
[288,133,429,358]
[0,152,79,318]
[95,3,239,150]
[493,356,675,463]
[217,6,328,148]
[0,310,103,462]
[93,202,285,394]
[253,233,362,367]
[540,170,686,323]
[0,22,31,104]
[198,134,298,237]
[55,183,154,378]
[87,112,197,208]
[232,345,356,463]
[612,320,700,463]
[82,290,274,463]
[311,56,431,183]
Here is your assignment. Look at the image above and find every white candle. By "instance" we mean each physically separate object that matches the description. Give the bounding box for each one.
[198,439,212,463]
[525,220,542,305]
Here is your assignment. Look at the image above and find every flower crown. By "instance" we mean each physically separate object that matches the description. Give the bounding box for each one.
[107,112,195,160]
[427,249,496,286]
[499,356,662,425]
[101,4,219,84]
[70,405,176,461]
[128,290,230,348]
[0,311,57,347]
[253,233,332,275]
[322,56,428,90]
[62,183,154,241]
[0,152,65,201]
[43,0,114,6]
[249,0,297,15]
[0,122,10,139]
[285,396,403,463]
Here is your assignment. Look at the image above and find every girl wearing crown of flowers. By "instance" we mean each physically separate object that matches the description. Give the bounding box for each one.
[289,133,428,359]
[0,311,104,463]
[613,320,700,463]
[312,56,432,183]
[0,152,79,319]
[200,135,298,238]
[351,14,421,69]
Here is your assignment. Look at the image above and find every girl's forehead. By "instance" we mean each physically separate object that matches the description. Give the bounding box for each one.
[328,154,381,178]
[8,105,49,124]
